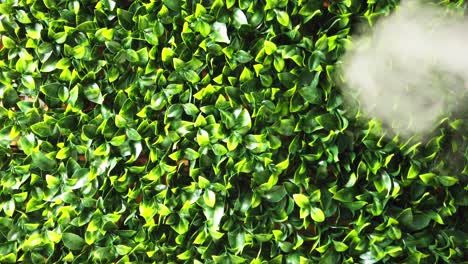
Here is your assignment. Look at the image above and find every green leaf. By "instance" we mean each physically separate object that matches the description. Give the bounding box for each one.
[419,173,436,185]
[212,205,225,230]
[226,133,241,151]
[126,49,139,63]
[195,21,211,37]
[56,147,70,159]
[198,176,210,189]
[22,75,36,89]
[46,174,61,188]
[177,249,192,260]
[333,240,349,252]
[2,88,19,108]
[299,74,322,104]
[315,114,338,130]
[239,67,253,82]
[344,173,357,188]
[115,245,132,255]
[62,233,85,251]
[85,230,97,245]
[194,230,208,245]
[40,83,63,98]
[95,28,114,41]
[438,176,458,187]
[310,207,325,222]
[19,133,35,155]
[385,246,402,257]
[182,70,200,84]
[3,199,15,217]
[31,152,57,171]
[333,188,353,202]
[54,32,67,44]
[163,0,181,11]
[275,157,289,171]
[0,253,16,263]
[264,41,277,56]
[407,164,419,179]
[173,217,189,234]
[234,108,252,134]
[127,128,141,141]
[197,129,210,146]
[233,8,248,27]
[16,9,32,24]
[183,103,199,116]
[293,194,309,208]
[204,189,216,208]
[397,209,429,231]
[412,213,431,231]
[274,55,285,72]
[139,203,157,221]
[157,203,172,216]
[15,58,33,73]
[212,144,227,155]
[235,50,253,64]
[161,48,175,63]
[93,143,110,156]
[84,83,104,104]
[185,148,200,160]
[212,22,230,44]
[274,119,295,136]
[278,72,296,88]
[229,254,246,264]
[76,21,97,32]
[23,233,43,250]
[2,35,16,49]
[0,1,464,261]
[110,135,126,146]
[275,10,290,27]
[264,186,287,202]
[195,3,207,17]
[70,168,90,189]
[426,210,444,225]
[117,9,133,29]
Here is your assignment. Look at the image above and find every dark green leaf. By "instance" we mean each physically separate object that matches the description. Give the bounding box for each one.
[62,233,85,251]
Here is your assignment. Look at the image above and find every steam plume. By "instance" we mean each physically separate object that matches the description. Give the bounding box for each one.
[340,1,468,138]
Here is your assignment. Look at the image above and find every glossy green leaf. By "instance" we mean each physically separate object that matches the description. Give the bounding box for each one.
[293,194,309,208]
[310,207,325,222]
[62,233,85,251]
[31,152,57,171]
[204,189,216,208]
[275,10,290,27]
[438,176,458,187]
[264,40,277,55]
[212,22,230,44]
[3,199,15,217]
[197,129,210,146]
[2,36,16,49]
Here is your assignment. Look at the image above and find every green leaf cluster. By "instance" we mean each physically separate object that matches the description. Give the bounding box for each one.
[0,0,466,263]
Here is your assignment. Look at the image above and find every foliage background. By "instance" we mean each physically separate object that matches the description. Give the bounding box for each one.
[0,0,466,263]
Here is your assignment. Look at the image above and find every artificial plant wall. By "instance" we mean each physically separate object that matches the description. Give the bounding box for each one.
[0,0,466,263]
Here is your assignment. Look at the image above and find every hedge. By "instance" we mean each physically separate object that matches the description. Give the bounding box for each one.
[0,0,466,263]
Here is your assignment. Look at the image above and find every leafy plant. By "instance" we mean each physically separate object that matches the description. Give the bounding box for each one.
[0,0,466,263]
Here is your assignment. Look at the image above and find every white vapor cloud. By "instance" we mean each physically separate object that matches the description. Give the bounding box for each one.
[340,1,468,138]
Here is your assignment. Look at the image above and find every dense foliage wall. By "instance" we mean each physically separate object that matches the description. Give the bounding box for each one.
[0,0,466,263]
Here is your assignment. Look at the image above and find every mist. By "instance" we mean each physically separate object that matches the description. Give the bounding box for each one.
[339,1,468,138]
